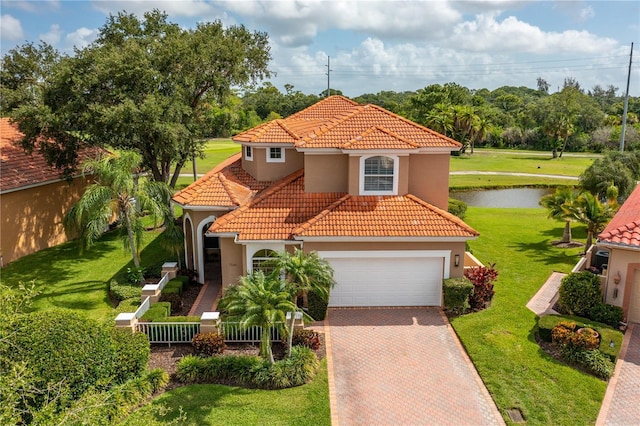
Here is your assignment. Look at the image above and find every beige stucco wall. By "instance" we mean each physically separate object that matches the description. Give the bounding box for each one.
[303,240,467,278]
[304,154,348,193]
[1,178,87,265]
[220,237,243,289]
[603,246,640,315]
[241,147,303,182]
[347,156,360,195]
[408,154,451,210]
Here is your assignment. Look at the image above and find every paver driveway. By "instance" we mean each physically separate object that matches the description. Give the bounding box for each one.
[326,307,504,425]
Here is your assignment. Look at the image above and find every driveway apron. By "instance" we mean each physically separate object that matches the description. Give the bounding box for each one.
[326,307,503,425]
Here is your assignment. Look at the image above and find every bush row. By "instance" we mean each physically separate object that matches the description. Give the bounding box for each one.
[307,290,328,321]
[443,277,473,314]
[557,271,624,327]
[109,280,142,301]
[176,346,319,389]
[140,302,171,322]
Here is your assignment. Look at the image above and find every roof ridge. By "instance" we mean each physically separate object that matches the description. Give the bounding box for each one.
[276,119,301,142]
[217,173,242,206]
[367,104,462,148]
[405,194,479,236]
[292,193,352,235]
[288,95,358,120]
[172,153,242,200]
[298,105,364,145]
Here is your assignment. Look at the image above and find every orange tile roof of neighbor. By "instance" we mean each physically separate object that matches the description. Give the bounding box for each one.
[0,118,99,193]
[208,171,478,241]
[598,183,640,249]
[233,95,461,150]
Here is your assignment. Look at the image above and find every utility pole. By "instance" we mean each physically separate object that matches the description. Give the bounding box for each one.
[325,56,332,97]
[620,42,633,153]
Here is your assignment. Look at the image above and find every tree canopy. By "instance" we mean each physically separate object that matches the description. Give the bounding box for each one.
[8,10,271,187]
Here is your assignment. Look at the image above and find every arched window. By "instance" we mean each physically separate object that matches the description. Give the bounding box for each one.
[363,155,395,192]
[252,249,277,273]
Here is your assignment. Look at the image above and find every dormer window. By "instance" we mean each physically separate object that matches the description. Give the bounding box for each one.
[360,155,398,195]
[245,146,253,161]
[267,147,285,163]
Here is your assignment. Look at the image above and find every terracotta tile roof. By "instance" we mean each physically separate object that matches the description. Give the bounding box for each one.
[294,194,479,238]
[598,184,640,249]
[208,172,478,241]
[172,153,270,207]
[232,95,460,151]
[0,118,100,193]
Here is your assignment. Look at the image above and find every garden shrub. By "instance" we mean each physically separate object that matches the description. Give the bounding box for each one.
[560,346,614,380]
[551,321,576,346]
[164,279,184,295]
[163,315,200,322]
[464,264,498,310]
[308,290,328,321]
[176,347,319,389]
[192,332,226,356]
[443,277,473,314]
[589,303,624,328]
[109,279,142,301]
[114,297,141,314]
[126,267,146,285]
[570,327,599,351]
[448,198,467,220]
[558,271,601,317]
[291,328,321,350]
[4,310,116,400]
[144,262,164,279]
[160,292,182,312]
[140,302,171,322]
[173,275,190,286]
[109,328,150,383]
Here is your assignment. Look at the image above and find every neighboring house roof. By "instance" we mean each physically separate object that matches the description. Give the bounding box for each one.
[209,170,478,241]
[233,95,461,150]
[0,118,99,193]
[172,154,271,208]
[598,183,640,249]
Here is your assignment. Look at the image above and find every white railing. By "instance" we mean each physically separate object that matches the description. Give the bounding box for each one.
[219,321,283,343]
[157,272,169,291]
[134,296,151,319]
[136,322,200,344]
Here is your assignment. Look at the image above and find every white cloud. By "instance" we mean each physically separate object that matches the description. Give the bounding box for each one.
[578,6,595,21]
[40,24,63,45]
[3,0,60,12]
[65,27,99,50]
[1,14,24,41]
[91,0,226,20]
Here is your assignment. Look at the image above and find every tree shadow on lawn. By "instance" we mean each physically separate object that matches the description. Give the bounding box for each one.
[34,280,111,311]
[108,230,173,285]
[509,240,582,268]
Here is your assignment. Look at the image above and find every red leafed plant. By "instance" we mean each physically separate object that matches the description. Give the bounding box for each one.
[464,264,498,310]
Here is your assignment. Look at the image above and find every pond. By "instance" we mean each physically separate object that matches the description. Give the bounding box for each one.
[450,188,554,208]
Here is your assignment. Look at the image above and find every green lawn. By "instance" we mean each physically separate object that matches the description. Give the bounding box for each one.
[1,229,168,322]
[452,207,607,425]
[180,139,240,176]
[124,359,331,425]
[451,150,595,177]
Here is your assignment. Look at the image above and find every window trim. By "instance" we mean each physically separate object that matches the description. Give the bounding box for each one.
[245,145,253,161]
[251,249,277,274]
[267,147,285,163]
[359,155,399,195]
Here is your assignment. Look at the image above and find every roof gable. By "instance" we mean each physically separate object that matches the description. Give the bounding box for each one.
[598,184,640,248]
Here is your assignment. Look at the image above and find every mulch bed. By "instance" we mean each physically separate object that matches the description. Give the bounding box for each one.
[171,281,202,316]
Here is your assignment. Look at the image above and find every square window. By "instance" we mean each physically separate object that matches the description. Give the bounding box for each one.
[267,147,285,162]
[245,146,253,161]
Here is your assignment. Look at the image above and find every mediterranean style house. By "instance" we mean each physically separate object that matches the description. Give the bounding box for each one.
[594,183,640,322]
[0,118,96,265]
[172,96,479,307]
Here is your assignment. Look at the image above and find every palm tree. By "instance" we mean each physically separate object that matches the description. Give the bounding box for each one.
[218,271,297,364]
[540,188,578,244]
[63,150,171,276]
[565,192,618,251]
[271,249,336,354]
[425,103,454,136]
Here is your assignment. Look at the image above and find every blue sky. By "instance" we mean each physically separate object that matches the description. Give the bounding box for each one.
[2,0,639,97]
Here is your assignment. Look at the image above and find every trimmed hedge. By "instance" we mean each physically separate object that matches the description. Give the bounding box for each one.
[114,298,141,314]
[109,328,150,383]
[558,271,602,317]
[308,290,328,321]
[164,279,184,295]
[443,277,473,314]
[538,314,623,361]
[176,346,319,389]
[140,302,171,322]
[109,279,142,301]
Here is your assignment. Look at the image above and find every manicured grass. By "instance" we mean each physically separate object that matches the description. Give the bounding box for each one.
[1,230,168,322]
[124,359,331,426]
[451,207,607,425]
[180,139,240,175]
[450,174,577,190]
[451,150,595,177]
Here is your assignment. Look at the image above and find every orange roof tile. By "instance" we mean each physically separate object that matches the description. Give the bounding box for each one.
[598,184,640,249]
[232,95,460,151]
[208,171,477,241]
[0,118,100,193]
[172,153,270,207]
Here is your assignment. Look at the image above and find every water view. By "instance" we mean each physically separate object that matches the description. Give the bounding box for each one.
[451,188,554,208]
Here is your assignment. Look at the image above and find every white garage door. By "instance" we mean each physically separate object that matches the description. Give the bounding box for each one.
[323,252,445,307]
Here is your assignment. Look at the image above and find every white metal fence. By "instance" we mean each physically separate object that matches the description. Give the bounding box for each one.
[219,321,283,343]
[136,321,200,344]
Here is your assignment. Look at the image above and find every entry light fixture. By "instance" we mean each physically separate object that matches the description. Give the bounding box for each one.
[454,254,460,267]
[614,271,622,285]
